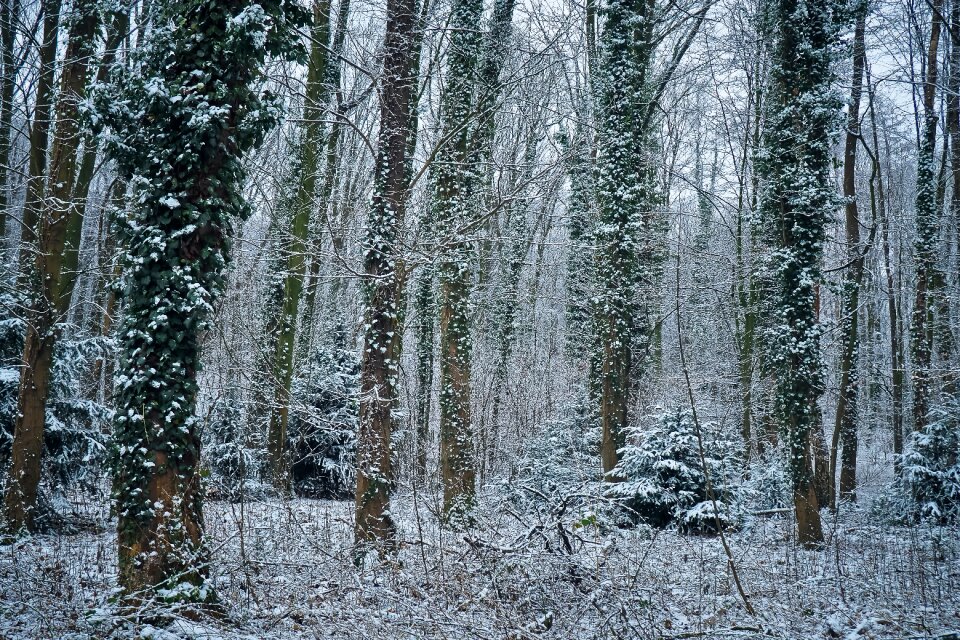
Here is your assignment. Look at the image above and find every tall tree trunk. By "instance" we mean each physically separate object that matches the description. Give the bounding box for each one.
[867,70,904,473]
[434,0,483,520]
[942,0,960,395]
[759,0,841,548]
[355,0,416,547]
[104,0,305,596]
[830,1,867,505]
[593,0,656,480]
[17,0,62,280]
[0,0,20,244]
[911,0,943,433]
[592,0,704,480]
[407,0,436,483]
[3,0,99,533]
[736,42,764,459]
[61,8,131,308]
[300,0,352,344]
[90,180,126,404]
[434,0,514,520]
[413,254,435,480]
[265,0,332,490]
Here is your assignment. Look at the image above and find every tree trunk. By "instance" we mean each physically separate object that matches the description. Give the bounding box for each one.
[867,70,904,473]
[942,0,960,395]
[593,0,657,480]
[300,0,352,347]
[4,0,99,533]
[61,8,131,307]
[831,2,867,505]
[759,0,839,548]
[413,259,434,480]
[17,0,62,280]
[106,0,306,597]
[911,0,943,433]
[355,0,416,547]
[0,0,20,243]
[265,0,332,490]
[434,0,514,520]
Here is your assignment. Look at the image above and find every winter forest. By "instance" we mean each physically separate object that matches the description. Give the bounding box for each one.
[0,0,958,635]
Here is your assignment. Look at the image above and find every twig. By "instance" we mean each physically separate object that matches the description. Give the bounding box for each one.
[674,234,756,617]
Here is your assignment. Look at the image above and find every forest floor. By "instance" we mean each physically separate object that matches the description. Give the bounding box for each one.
[1,473,958,640]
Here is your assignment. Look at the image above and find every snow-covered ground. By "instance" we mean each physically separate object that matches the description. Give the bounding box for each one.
[1,482,958,639]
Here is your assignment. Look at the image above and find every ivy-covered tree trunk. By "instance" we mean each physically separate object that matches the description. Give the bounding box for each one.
[591,0,704,480]
[911,0,943,433]
[265,0,332,489]
[758,0,841,547]
[100,0,305,595]
[830,2,867,505]
[3,0,99,533]
[592,0,656,480]
[433,0,514,520]
[355,0,417,547]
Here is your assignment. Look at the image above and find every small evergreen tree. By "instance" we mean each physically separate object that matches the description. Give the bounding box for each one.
[897,400,960,523]
[287,331,358,500]
[0,294,111,514]
[607,408,741,533]
[204,391,255,502]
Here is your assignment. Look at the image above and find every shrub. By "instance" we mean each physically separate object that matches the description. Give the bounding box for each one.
[286,330,358,500]
[514,396,599,503]
[607,407,741,533]
[204,391,259,502]
[0,295,112,495]
[896,399,960,523]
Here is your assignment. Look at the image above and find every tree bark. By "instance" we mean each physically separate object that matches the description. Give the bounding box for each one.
[105,0,307,597]
[17,0,62,280]
[911,0,943,433]
[434,0,515,520]
[867,69,904,473]
[355,0,417,547]
[266,0,332,490]
[593,0,656,480]
[759,0,839,548]
[830,2,867,505]
[0,0,20,243]
[300,0,351,349]
[3,0,98,533]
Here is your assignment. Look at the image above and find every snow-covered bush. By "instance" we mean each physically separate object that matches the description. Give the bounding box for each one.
[895,400,960,523]
[607,408,742,532]
[287,331,358,500]
[0,296,111,494]
[740,450,793,512]
[204,392,259,502]
[514,396,599,503]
